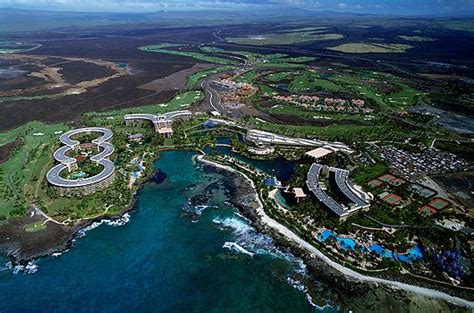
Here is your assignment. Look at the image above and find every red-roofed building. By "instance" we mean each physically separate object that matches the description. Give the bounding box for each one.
[76,155,87,162]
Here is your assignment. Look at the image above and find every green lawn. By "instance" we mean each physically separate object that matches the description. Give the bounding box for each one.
[186,66,235,88]
[227,32,344,45]
[24,221,47,232]
[289,71,343,92]
[384,83,426,106]
[234,70,259,83]
[201,46,314,69]
[139,43,236,65]
[0,121,69,217]
[266,71,293,82]
[353,163,389,185]
[327,43,413,54]
[258,84,278,97]
[91,90,204,120]
[442,20,474,32]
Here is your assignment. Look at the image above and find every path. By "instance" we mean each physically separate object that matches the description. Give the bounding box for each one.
[197,156,474,309]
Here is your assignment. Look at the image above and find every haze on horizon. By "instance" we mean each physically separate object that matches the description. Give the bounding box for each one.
[1,0,474,15]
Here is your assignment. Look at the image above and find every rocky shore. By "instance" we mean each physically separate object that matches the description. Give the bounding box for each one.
[196,156,474,311]
[0,165,160,263]
[1,150,472,311]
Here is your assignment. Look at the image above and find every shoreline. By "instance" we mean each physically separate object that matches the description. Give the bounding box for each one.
[196,155,474,309]
[2,149,472,309]
[0,153,160,264]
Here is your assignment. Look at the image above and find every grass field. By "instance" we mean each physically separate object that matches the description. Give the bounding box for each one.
[246,116,414,142]
[289,71,343,92]
[24,221,47,232]
[201,46,313,69]
[234,70,259,83]
[266,71,293,82]
[353,163,389,185]
[0,121,69,217]
[226,32,343,46]
[0,89,205,220]
[139,43,236,65]
[91,90,204,120]
[398,35,436,42]
[186,66,234,88]
[327,43,413,53]
[258,84,278,97]
[442,20,474,32]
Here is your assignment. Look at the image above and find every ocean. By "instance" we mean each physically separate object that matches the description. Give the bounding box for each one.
[0,150,336,312]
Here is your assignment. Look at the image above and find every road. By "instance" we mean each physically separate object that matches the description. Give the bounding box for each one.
[200,78,221,112]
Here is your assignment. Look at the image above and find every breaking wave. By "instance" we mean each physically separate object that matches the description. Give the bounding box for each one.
[212,215,307,273]
[181,199,216,223]
[2,260,38,275]
[211,214,334,308]
[76,213,131,238]
[223,242,254,257]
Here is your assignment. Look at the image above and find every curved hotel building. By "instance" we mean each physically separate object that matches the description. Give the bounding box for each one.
[46,127,115,196]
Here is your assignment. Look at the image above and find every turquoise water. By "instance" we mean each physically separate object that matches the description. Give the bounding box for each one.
[204,145,297,184]
[0,151,334,312]
[318,230,423,263]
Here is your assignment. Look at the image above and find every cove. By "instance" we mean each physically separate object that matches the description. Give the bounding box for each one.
[0,150,327,312]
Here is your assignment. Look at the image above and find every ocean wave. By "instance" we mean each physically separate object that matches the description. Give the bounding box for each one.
[288,277,338,311]
[212,215,307,275]
[51,249,70,258]
[181,199,217,223]
[76,213,131,238]
[287,277,308,293]
[223,241,255,257]
[3,260,38,275]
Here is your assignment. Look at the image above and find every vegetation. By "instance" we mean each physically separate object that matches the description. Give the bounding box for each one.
[289,71,343,92]
[327,43,413,53]
[442,20,474,32]
[139,43,237,65]
[24,221,47,232]
[226,32,343,45]
[90,90,203,121]
[0,121,69,217]
[352,162,389,185]
[398,35,436,42]
[185,66,234,88]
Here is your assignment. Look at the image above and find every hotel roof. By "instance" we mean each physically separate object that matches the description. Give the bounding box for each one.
[293,187,306,198]
[305,147,334,159]
[46,127,115,188]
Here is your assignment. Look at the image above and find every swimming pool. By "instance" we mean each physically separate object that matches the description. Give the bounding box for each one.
[317,229,423,264]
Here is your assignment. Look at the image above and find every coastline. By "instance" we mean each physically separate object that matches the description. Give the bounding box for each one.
[1,149,472,309]
[0,153,159,264]
[195,154,474,309]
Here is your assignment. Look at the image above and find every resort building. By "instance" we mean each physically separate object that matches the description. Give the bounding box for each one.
[46,127,115,196]
[248,145,275,155]
[305,147,335,160]
[329,167,371,210]
[306,163,370,220]
[246,129,353,153]
[293,187,307,203]
[124,110,192,137]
